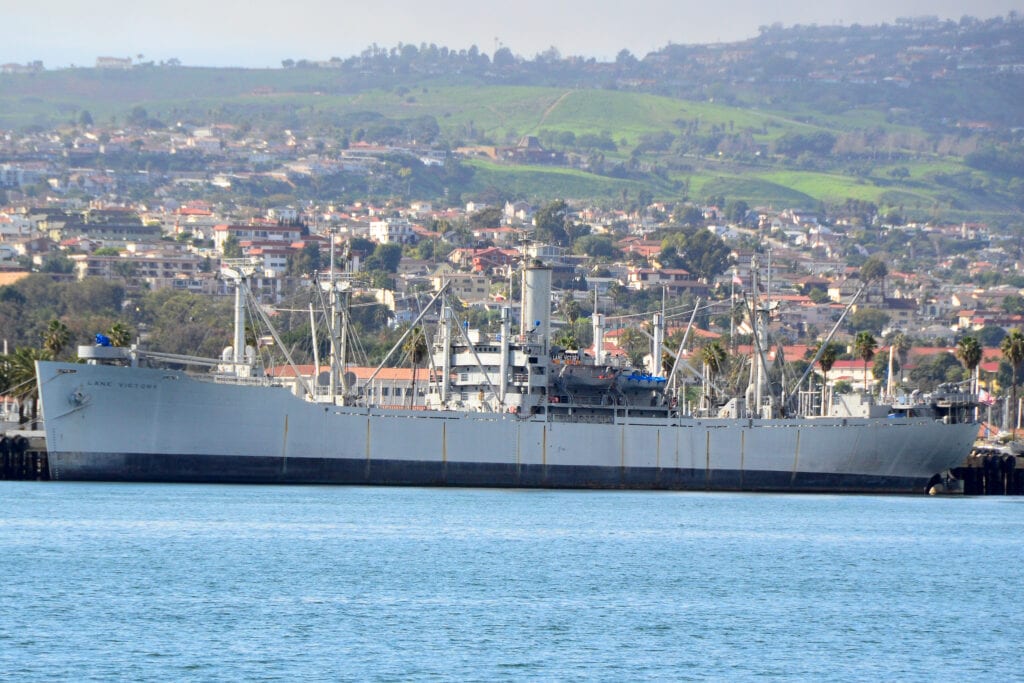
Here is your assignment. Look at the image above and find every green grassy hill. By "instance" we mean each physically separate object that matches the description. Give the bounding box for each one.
[1,68,1016,218]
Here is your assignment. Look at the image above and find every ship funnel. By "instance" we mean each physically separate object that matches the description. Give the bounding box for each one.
[521,266,552,347]
[651,312,664,375]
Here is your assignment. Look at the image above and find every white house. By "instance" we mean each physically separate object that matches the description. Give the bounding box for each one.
[370,218,417,245]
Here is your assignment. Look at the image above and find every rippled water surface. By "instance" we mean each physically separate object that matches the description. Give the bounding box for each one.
[1,483,1021,681]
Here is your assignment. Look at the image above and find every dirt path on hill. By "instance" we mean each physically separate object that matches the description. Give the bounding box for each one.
[537,90,574,129]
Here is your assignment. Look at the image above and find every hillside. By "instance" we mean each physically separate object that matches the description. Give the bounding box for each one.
[1,16,1022,221]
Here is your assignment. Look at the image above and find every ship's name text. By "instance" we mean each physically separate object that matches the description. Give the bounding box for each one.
[87,380,157,390]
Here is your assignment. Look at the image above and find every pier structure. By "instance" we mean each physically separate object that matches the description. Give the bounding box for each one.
[953,449,1024,495]
[0,431,48,480]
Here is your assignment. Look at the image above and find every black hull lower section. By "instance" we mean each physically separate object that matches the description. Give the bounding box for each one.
[49,451,933,494]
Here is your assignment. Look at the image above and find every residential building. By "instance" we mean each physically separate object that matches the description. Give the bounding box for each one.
[627,268,700,293]
[213,223,303,253]
[370,218,417,244]
[432,272,492,303]
[69,249,205,290]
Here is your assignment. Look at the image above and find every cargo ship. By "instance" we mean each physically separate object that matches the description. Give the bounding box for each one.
[35,262,978,493]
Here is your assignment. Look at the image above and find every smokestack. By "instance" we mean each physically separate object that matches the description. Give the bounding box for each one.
[521,266,552,349]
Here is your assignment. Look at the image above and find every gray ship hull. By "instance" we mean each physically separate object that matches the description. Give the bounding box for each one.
[37,361,978,493]
[46,451,934,492]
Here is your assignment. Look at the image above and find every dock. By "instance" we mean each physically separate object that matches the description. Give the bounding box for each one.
[953,448,1024,495]
[0,431,49,481]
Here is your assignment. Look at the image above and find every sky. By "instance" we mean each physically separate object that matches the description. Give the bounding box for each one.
[4,0,1020,68]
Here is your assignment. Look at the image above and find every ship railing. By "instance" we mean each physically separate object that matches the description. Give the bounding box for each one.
[208,374,279,387]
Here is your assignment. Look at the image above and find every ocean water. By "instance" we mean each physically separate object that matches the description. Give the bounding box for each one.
[0,484,1021,682]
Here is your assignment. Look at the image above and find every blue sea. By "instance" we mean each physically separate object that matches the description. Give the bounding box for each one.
[1,483,1021,681]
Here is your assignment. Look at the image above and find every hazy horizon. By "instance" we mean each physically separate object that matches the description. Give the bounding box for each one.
[5,0,1021,69]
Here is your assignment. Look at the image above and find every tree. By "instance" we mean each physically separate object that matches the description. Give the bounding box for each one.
[658,227,731,282]
[558,291,581,324]
[1002,294,1024,315]
[872,354,900,382]
[42,319,71,359]
[672,205,704,226]
[909,352,963,392]
[774,131,836,156]
[402,326,428,408]
[0,347,51,423]
[700,340,727,402]
[807,287,830,304]
[977,325,1007,347]
[127,106,149,127]
[848,308,890,335]
[468,206,503,229]
[1000,328,1024,435]
[615,49,639,67]
[61,278,124,316]
[572,235,619,259]
[372,243,403,273]
[40,253,75,274]
[555,329,580,350]
[222,234,243,258]
[564,221,591,244]
[859,256,888,284]
[288,242,321,276]
[955,336,982,394]
[618,328,647,367]
[854,331,877,394]
[818,342,839,415]
[889,332,911,370]
[534,199,570,245]
[701,341,727,377]
[137,290,233,359]
[493,47,515,67]
[724,200,749,223]
[108,322,132,347]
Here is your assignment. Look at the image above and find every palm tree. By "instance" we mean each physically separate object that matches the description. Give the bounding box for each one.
[854,331,877,395]
[108,322,132,348]
[955,336,982,394]
[660,351,674,376]
[0,357,11,400]
[1,347,52,424]
[555,330,579,350]
[1000,328,1024,436]
[818,342,839,415]
[618,327,647,367]
[42,319,71,359]
[402,326,428,408]
[701,340,727,401]
[890,332,911,385]
[558,291,581,324]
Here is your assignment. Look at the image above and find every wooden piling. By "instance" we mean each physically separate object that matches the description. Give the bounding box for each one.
[0,434,49,481]
[952,449,1023,495]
